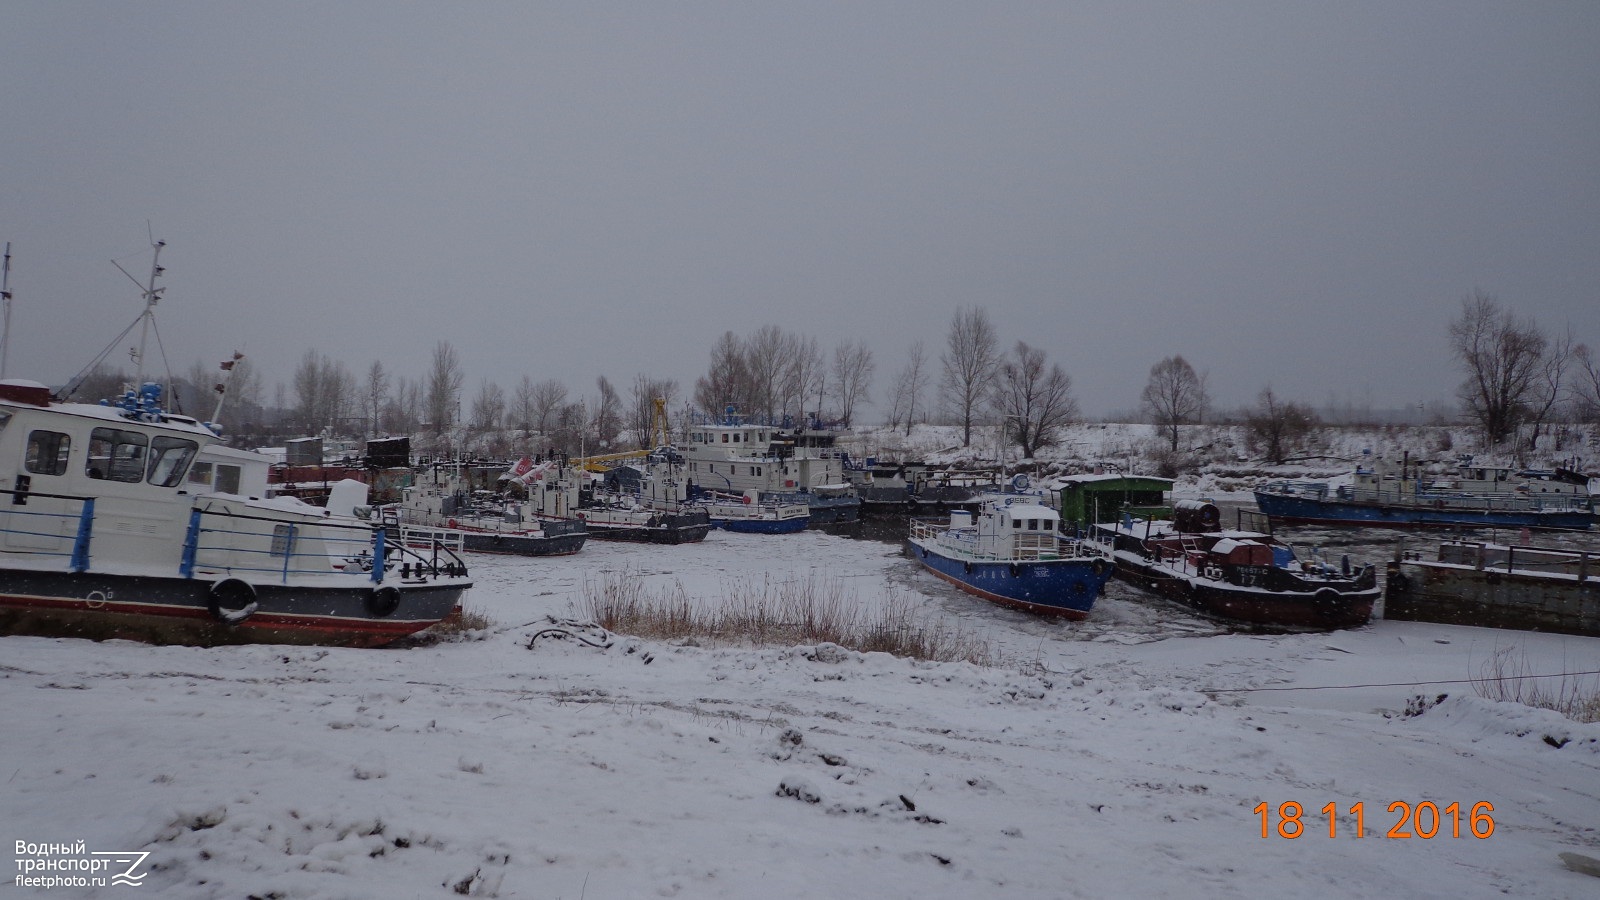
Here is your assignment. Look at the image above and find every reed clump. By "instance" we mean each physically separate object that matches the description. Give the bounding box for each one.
[584,570,994,665]
[1471,646,1600,724]
[424,604,496,639]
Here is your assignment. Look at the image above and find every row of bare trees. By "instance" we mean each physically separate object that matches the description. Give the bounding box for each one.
[692,326,876,427]
[75,289,1598,464]
[1138,289,1600,467]
[881,306,1081,458]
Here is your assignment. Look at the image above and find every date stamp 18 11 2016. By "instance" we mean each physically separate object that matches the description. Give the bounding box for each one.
[1254,801,1496,840]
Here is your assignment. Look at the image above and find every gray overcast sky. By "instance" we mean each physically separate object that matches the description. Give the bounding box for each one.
[3,1,1597,420]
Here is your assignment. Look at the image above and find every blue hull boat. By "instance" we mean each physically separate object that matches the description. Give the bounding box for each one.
[1253,488,1593,530]
[1255,456,1594,531]
[905,494,1114,618]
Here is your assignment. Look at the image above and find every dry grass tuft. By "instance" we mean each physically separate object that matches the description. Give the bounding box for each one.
[1471,646,1600,724]
[421,604,496,641]
[584,570,994,665]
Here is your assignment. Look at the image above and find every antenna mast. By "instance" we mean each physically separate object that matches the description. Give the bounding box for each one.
[113,237,167,386]
[210,351,245,426]
[0,242,12,378]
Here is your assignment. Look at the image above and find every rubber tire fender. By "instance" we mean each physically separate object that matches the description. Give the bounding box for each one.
[367,585,402,618]
[208,578,258,625]
[1312,588,1343,621]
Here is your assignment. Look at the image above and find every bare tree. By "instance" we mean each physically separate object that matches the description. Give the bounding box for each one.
[291,349,323,433]
[529,379,568,440]
[743,325,793,422]
[785,334,825,422]
[1246,387,1319,464]
[1448,292,1549,445]
[1574,344,1600,424]
[992,341,1077,458]
[363,360,390,437]
[1525,326,1574,453]
[182,359,212,416]
[509,375,537,436]
[694,331,752,416]
[383,376,421,435]
[1140,355,1209,453]
[628,374,678,449]
[941,306,1000,446]
[831,341,874,428]
[469,378,506,434]
[292,349,353,435]
[593,375,622,449]
[425,340,465,438]
[888,341,929,435]
[549,402,587,456]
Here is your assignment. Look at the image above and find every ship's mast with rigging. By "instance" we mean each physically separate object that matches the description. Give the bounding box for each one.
[0,242,13,378]
[112,236,166,387]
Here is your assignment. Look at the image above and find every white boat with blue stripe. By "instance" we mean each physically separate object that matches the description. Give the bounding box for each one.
[905,492,1113,618]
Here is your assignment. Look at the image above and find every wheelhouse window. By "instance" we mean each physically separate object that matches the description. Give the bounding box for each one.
[147,436,199,487]
[87,427,148,483]
[25,430,71,476]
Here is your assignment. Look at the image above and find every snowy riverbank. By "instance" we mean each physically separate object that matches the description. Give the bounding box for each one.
[5,530,1600,898]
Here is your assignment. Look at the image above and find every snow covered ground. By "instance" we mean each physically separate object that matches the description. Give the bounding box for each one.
[5,529,1600,898]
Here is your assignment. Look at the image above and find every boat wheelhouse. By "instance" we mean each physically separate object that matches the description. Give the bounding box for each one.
[680,410,860,525]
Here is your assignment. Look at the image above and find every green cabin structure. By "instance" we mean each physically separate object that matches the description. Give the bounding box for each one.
[1052,473,1174,531]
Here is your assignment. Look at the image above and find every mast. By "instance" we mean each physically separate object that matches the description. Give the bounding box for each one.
[209,351,246,428]
[56,234,172,404]
[115,237,166,386]
[0,242,12,378]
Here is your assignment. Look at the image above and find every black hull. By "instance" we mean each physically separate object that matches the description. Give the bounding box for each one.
[584,517,712,544]
[865,490,990,519]
[459,531,586,556]
[0,566,468,648]
[1110,555,1377,630]
[802,497,861,527]
[572,508,711,545]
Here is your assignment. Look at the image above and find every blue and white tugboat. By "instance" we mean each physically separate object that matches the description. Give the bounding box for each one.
[905,491,1114,618]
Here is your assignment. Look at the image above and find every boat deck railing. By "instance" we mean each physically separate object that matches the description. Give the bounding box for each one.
[909,518,1105,562]
[0,488,466,584]
[696,492,808,519]
[1339,486,1589,513]
[183,505,467,584]
[0,489,96,572]
[1263,480,1590,514]
[1406,540,1595,581]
